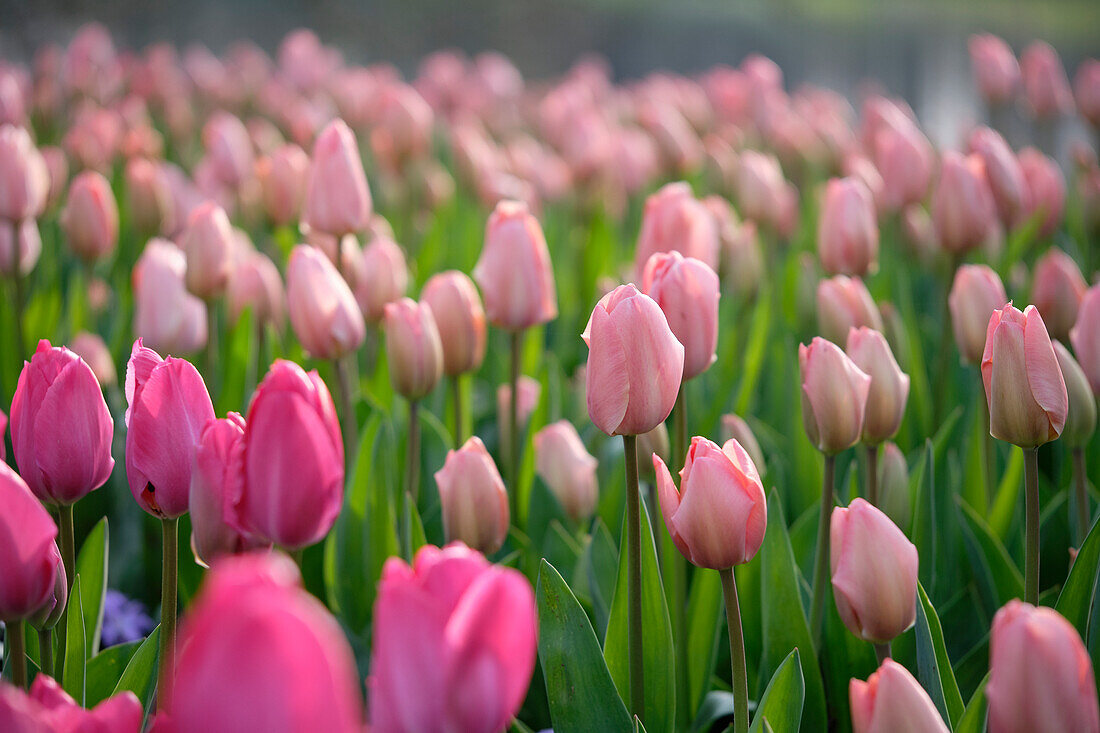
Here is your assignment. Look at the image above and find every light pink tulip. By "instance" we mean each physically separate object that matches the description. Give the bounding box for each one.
[1076,60,1100,129]
[124,157,171,236]
[0,675,143,732]
[497,376,541,451]
[180,201,234,299]
[202,111,254,188]
[641,251,720,380]
[1018,148,1066,238]
[817,177,878,277]
[257,143,309,225]
[968,127,1027,227]
[303,118,372,237]
[421,271,487,376]
[355,236,409,323]
[1071,285,1100,395]
[949,264,1009,364]
[474,200,557,330]
[634,182,720,276]
[720,414,766,476]
[0,125,49,222]
[932,152,996,254]
[132,239,208,355]
[61,170,117,263]
[872,116,933,212]
[434,437,510,554]
[846,328,910,444]
[816,275,884,345]
[1031,248,1088,342]
[0,462,58,621]
[850,659,949,733]
[383,298,444,401]
[286,245,365,361]
[227,250,285,328]
[0,218,41,276]
[800,336,872,454]
[534,420,598,521]
[734,150,787,228]
[40,146,67,211]
[1054,341,1097,448]
[969,34,1020,106]
[1020,42,1075,118]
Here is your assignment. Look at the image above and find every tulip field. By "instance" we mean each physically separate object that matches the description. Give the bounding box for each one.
[3,22,1100,733]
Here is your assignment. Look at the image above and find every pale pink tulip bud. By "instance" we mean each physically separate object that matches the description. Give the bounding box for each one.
[846,327,910,444]
[641,251,720,380]
[0,125,49,221]
[873,119,933,211]
[69,331,117,387]
[1018,148,1066,238]
[720,414,766,477]
[969,34,1020,105]
[877,442,911,531]
[354,236,408,323]
[1071,285,1100,396]
[987,600,1100,733]
[124,157,171,236]
[842,155,886,214]
[286,244,365,360]
[1076,60,1100,129]
[816,275,884,345]
[634,181,720,275]
[497,376,541,452]
[534,420,598,522]
[181,201,234,299]
[132,239,208,355]
[228,251,285,328]
[474,200,557,330]
[1053,341,1096,447]
[850,659,949,733]
[40,145,67,210]
[202,111,254,188]
[383,298,444,401]
[800,337,872,454]
[1020,42,1075,119]
[434,437,510,554]
[61,170,118,263]
[982,304,1068,447]
[257,143,309,226]
[949,264,1009,364]
[421,271,487,376]
[734,150,787,227]
[932,152,997,254]
[0,218,41,276]
[303,119,372,237]
[654,436,767,569]
[818,177,879,277]
[370,82,434,170]
[969,127,1027,227]
[1031,248,1088,342]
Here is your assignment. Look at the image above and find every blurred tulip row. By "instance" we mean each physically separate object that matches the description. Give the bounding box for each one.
[1,21,1099,733]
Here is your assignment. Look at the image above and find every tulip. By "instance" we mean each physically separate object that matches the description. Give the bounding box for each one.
[125,157,171,236]
[705,196,764,300]
[1018,147,1066,238]
[641,251,720,381]
[800,336,872,455]
[932,151,997,255]
[434,437,510,555]
[180,200,234,300]
[969,34,1020,106]
[949,264,1009,364]
[474,199,558,330]
[132,239,208,355]
[421,271,487,377]
[817,177,878,277]
[1076,60,1100,129]
[846,327,909,445]
[0,675,143,731]
[368,543,536,733]
[0,462,58,622]
[497,376,540,452]
[257,143,309,225]
[633,181,720,276]
[68,331,117,387]
[850,659,949,733]
[1071,285,1100,395]
[355,236,409,323]
[534,420,598,522]
[286,244,365,361]
[1055,341,1097,543]
[877,442,911,532]
[60,170,118,263]
[166,553,364,733]
[1031,248,1088,343]
[40,146,68,211]
[303,118,372,237]
[987,600,1100,733]
[1020,42,1074,118]
[968,127,1027,227]
[816,275,883,345]
[233,360,344,551]
[0,218,41,276]
[0,125,49,222]
[873,116,933,212]
[202,111,254,189]
[227,250,285,328]
[384,298,444,401]
[0,407,6,460]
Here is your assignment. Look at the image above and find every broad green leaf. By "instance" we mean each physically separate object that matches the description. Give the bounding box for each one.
[749,648,805,733]
[76,518,109,658]
[957,498,1024,615]
[582,519,618,638]
[62,576,86,705]
[914,582,964,728]
[113,626,160,714]
[954,673,990,733]
[990,448,1024,539]
[1057,516,1100,637]
[86,641,140,707]
[686,568,723,720]
[734,294,772,416]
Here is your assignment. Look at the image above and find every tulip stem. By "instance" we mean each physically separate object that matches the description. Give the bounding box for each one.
[719,567,749,733]
[980,391,995,506]
[158,517,178,711]
[10,224,26,377]
[246,320,265,401]
[667,385,689,729]
[401,400,421,561]
[865,444,879,506]
[509,330,523,524]
[622,433,645,723]
[333,355,358,461]
[8,619,27,690]
[672,385,686,478]
[874,642,891,665]
[1074,448,1090,545]
[38,628,53,678]
[811,454,836,649]
[451,375,464,445]
[204,300,218,396]
[1024,447,1040,605]
[55,503,75,676]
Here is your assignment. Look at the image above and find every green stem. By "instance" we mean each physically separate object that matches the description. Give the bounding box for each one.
[333,356,358,462]
[8,619,26,690]
[509,329,523,524]
[865,444,879,506]
[38,627,53,679]
[158,517,179,711]
[11,226,26,375]
[401,400,420,561]
[623,434,645,723]
[56,503,75,675]
[245,320,265,402]
[934,254,961,424]
[874,642,891,665]
[980,391,995,506]
[204,300,218,395]
[1074,448,1090,546]
[668,384,689,728]
[451,374,464,445]
[1024,447,1040,605]
[811,454,836,649]
[672,385,686,477]
[719,567,749,733]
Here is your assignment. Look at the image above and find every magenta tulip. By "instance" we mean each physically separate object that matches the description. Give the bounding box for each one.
[0,675,143,732]
[29,543,66,631]
[720,414,766,476]
[421,271,487,376]
[800,336,872,454]
[817,177,879,277]
[0,462,58,621]
[641,251,720,381]
[850,659,949,733]
[968,127,1026,227]
[60,170,118,263]
[474,199,557,330]
[286,244,365,361]
[302,118,372,237]
[534,420,598,522]
[949,264,1009,364]
[1076,60,1100,129]
[434,437,510,555]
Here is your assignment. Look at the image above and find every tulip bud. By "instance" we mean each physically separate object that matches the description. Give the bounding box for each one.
[583,284,684,436]
[434,437,510,554]
[202,111,254,189]
[124,339,215,518]
[1071,285,1100,396]
[721,414,766,477]
[846,328,910,444]
[132,239,208,355]
[61,170,118,263]
[987,600,1100,733]
[257,143,309,225]
[705,196,763,299]
[124,158,171,237]
[534,420,598,522]
[474,200,558,330]
[932,152,997,255]
[969,34,1020,106]
[181,200,234,299]
[634,182,720,276]
[383,298,444,401]
[29,543,67,630]
[0,673,143,730]
[1053,341,1097,448]
[421,271,487,376]
[734,150,787,228]
[0,462,59,621]
[0,217,41,276]
[816,275,884,345]
[877,442,911,531]
[654,436,766,570]
[497,376,541,451]
[41,145,68,211]
[0,124,49,221]
[0,408,6,461]
[873,117,933,212]
[286,245,365,361]
[817,177,878,277]
[1020,42,1074,118]
[227,250,285,328]
[968,127,1027,227]
[982,304,1068,448]
[303,118,372,237]
[1076,60,1100,129]
[800,337,872,454]
[68,331,116,387]
[641,251,720,380]
[831,498,918,642]
[1018,148,1066,238]
[850,659,949,733]
[1031,248,1088,343]
[949,265,1009,364]
[355,236,408,323]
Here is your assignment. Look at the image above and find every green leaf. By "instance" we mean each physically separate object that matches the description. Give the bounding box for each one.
[76,518,109,658]
[914,582,964,728]
[957,497,1024,615]
[910,441,937,594]
[1056,516,1100,638]
[537,559,632,733]
[685,568,723,720]
[603,499,676,733]
[62,575,86,705]
[734,294,772,416]
[86,641,140,707]
[689,691,737,733]
[582,519,618,639]
[990,448,1024,539]
[749,648,805,733]
[113,626,160,713]
[954,673,990,733]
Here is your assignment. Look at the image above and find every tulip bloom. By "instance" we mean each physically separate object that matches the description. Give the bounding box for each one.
[641,251,719,381]
[125,157,171,236]
[68,331,116,387]
[60,170,118,263]
[872,117,933,212]
[1020,41,1074,118]
[846,328,909,445]
[257,143,309,225]
[369,543,537,733]
[1076,60,1100,129]
[987,600,1100,733]
[583,284,684,436]
[132,239,208,355]
[354,236,409,323]
[0,462,58,621]
[800,337,872,455]
[1053,342,1096,447]
[634,181,720,276]
[949,265,1009,364]
[383,298,444,401]
[125,340,215,519]
[816,275,883,345]
[1018,148,1066,238]
[1071,285,1100,396]
[720,414,766,476]
[850,659,949,733]
[286,244,365,361]
[303,118,372,237]
[434,437,510,555]
[0,218,41,276]
[932,151,996,255]
[0,675,143,732]
[968,127,1026,227]
[227,250,285,328]
[969,34,1020,105]
[734,150,787,228]
[534,421,598,522]
[421,271,487,376]
[817,177,879,277]
[180,200,234,300]
[0,124,49,222]
[202,111,254,189]
[1031,248,1088,342]
[474,199,557,330]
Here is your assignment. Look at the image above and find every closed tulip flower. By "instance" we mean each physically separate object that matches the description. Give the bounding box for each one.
[474,199,557,330]
[256,143,308,225]
[721,414,766,476]
[800,337,872,454]
[987,600,1100,733]
[125,339,215,518]
[0,408,6,460]
[0,218,41,276]
[369,543,537,733]
[654,436,766,569]
[40,146,68,211]
[434,437,510,554]
[132,239,208,355]
[634,182,720,276]
[932,151,996,254]
[286,244,365,361]
[831,498,918,642]
[384,298,444,401]
[1018,148,1066,238]
[69,331,116,387]
[818,177,879,277]
[125,157,171,236]
[1031,248,1088,342]
[1071,285,1100,395]
[181,201,234,300]
[641,251,719,380]
[877,442,911,531]
[1076,60,1100,129]
[0,462,58,622]
[583,284,684,436]
[0,124,49,222]
[1020,42,1075,118]
[10,339,115,505]
[534,421,598,522]
[303,118,372,237]
[355,236,408,323]
[850,659,949,733]
[816,275,884,345]
[873,117,933,212]
[846,328,910,444]
[0,675,143,732]
[982,304,1068,448]
[949,264,1009,364]
[1054,341,1097,447]
[202,111,254,189]
[227,250,285,328]
[969,34,1020,106]
[968,127,1027,227]
[61,170,118,263]
[421,271,487,376]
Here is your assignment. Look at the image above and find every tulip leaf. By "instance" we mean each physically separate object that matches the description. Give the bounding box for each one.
[536,559,632,733]
[689,691,737,733]
[759,490,827,731]
[734,293,772,417]
[749,648,804,733]
[953,672,990,733]
[603,498,676,733]
[1056,515,1100,638]
[989,448,1024,540]
[956,497,1024,616]
[582,519,618,638]
[112,626,160,716]
[62,575,86,705]
[914,581,964,728]
[685,567,723,720]
[76,517,109,658]
[86,640,141,707]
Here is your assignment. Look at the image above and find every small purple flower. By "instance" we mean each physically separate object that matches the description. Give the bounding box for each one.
[100,589,155,647]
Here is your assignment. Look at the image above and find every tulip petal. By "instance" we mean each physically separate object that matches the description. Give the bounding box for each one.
[585,304,630,435]
[1022,306,1069,439]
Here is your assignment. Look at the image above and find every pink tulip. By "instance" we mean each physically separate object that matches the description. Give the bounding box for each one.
[165,553,363,733]
[1020,42,1075,118]
[286,244,365,361]
[969,34,1020,106]
[1054,341,1097,448]
[0,408,6,460]
[1076,60,1100,128]
[497,376,541,451]
[0,675,143,732]
[872,116,933,212]
[354,236,409,323]
[816,275,884,345]
[370,82,434,170]
[0,125,49,222]
[734,150,787,228]
[434,437,510,554]
[817,177,878,277]
[384,298,444,401]
[60,170,117,263]
[583,284,684,436]
[982,304,1068,448]
[1018,148,1066,238]
[534,420,598,521]
[654,436,766,569]
[850,659,949,733]
[711,202,764,300]
[1071,285,1100,395]
[132,239,208,355]
[202,111,254,189]
[0,462,58,621]
[124,157,171,236]
[800,336,872,454]
[180,201,234,300]
[720,414,766,476]
[0,218,41,276]
[69,331,117,387]
[233,360,344,550]
[932,152,996,254]
[949,264,1009,364]
[40,146,67,211]
[1031,248,1088,342]
[227,250,285,328]
[846,328,910,444]
[124,339,215,519]
[900,204,937,260]
[968,127,1027,227]
[987,600,1100,733]
[633,182,720,276]
[474,200,557,330]
[369,543,537,733]
[257,143,309,225]
[421,271,487,376]
[303,118,372,237]
[641,251,720,380]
